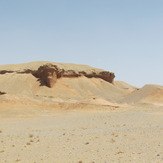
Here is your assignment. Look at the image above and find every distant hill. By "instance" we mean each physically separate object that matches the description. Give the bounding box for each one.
[122,84,163,106]
[0,61,162,108]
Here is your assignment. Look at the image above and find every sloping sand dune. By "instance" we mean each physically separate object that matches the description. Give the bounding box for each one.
[114,81,137,92]
[122,84,163,106]
[0,75,131,108]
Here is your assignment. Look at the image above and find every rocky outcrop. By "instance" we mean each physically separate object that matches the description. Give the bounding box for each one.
[31,64,115,88]
[0,70,14,74]
[32,64,63,88]
[0,91,6,95]
[0,63,115,88]
[83,71,115,83]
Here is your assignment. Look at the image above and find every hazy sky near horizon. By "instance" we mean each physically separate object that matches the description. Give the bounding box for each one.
[0,0,163,87]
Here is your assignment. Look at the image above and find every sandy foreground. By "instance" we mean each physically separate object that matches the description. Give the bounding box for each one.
[0,106,163,163]
[0,61,163,162]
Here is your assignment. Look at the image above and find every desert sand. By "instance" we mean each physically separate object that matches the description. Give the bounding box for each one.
[0,61,163,163]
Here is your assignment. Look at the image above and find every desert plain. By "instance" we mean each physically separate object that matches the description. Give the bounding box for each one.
[0,61,163,163]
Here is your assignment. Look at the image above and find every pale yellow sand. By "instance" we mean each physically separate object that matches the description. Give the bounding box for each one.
[0,106,163,163]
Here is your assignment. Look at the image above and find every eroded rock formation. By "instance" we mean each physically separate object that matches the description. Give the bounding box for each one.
[0,91,6,95]
[0,63,115,88]
[32,64,63,88]
[83,71,115,83]
[31,64,115,88]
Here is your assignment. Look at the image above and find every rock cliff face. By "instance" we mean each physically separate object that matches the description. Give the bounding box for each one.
[0,62,115,88]
[32,64,63,88]
[32,64,115,87]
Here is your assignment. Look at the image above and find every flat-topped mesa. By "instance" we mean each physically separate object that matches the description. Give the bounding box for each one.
[32,64,115,88]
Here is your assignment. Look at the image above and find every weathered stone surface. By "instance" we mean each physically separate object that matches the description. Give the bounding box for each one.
[32,64,62,88]
[0,91,6,95]
[0,62,115,88]
[31,64,115,87]
[81,71,115,83]
[62,70,80,78]
[0,70,14,74]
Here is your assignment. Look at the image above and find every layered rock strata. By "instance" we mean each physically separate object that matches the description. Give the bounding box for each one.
[0,63,115,88]
[32,64,115,87]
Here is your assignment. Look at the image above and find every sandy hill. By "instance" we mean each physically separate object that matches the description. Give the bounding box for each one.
[0,61,137,108]
[114,81,137,92]
[122,84,163,106]
[0,61,162,109]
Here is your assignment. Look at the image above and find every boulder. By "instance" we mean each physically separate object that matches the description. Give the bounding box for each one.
[0,91,6,95]
[33,64,62,88]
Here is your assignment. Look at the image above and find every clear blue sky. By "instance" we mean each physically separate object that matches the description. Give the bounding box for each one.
[0,0,163,87]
